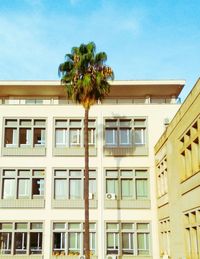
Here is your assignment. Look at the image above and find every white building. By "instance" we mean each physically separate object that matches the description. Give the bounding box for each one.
[0,80,184,259]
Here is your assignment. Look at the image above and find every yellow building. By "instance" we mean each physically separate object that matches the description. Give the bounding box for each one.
[155,78,200,259]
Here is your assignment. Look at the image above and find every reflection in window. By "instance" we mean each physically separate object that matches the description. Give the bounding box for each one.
[0,233,12,254]
[14,232,27,254]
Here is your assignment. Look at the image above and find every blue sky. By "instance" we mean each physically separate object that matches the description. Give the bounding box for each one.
[0,0,199,99]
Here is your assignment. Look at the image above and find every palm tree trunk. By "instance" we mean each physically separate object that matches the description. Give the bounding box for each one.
[84,107,90,259]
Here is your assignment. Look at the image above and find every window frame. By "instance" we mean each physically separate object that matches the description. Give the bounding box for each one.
[0,169,45,200]
[52,222,97,256]
[54,118,96,148]
[53,169,97,200]
[105,222,151,256]
[0,222,43,255]
[104,117,147,147]
[3,118,47,148]
[105,168,149,200]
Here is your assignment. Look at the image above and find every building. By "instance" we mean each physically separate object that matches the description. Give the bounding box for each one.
[155,78,200,259]
[0,80,184,259]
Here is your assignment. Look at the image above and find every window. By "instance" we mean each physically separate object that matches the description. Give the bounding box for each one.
[184,209,200,258]
[106,222,150,256]
[179,117,200,180]
[159,218,170,256]
[54,169,97,200]
[4,119,46,148]
[0,222,43,255]
[122,223,134,255]
[105,169,149,200]
[55,119,96,147]
[157,157,168,197]
[105,118,146,146]
[1,169,45,200]
[52,222,96,256]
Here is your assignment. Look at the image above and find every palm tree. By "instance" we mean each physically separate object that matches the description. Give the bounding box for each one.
[58,42,114,259]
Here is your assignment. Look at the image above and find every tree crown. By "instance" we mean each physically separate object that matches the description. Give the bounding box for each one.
[58,42,114,109]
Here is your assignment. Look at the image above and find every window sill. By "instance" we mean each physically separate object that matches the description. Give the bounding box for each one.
[51,256,97,259]
[104,199,151,209]
[104,146,148,156]
[2,147,46,156]
[52,199,97,209]
[119,256,152,259]
[0,256,43,259]
[53,147,97,156]
[0,199,45,208]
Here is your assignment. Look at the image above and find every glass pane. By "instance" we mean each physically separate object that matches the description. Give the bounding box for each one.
[135,170,148,177]
[19,128,31,145]
[18,179,30,198]
[105,120,117,127]
[55,129,67,146]
[20,120,31,126]
[107,233,114,247]
[69,179,81,199]
[54,179,67,199]
[55,120,68,127]
[89,179,96,194]
[0,223,12,230]
[3,179,15,199]
[30,232,42,254]
[122,223,134,230]
[32,179,44,196]
[15,223,28,230]
[120,170,133,177]
[14,232,27,254]
[0,233,12,254]
[5,119,17,126]
[90,232,96,251]
[106,170,118,177]
[5,128,17,146]
[33,170,45,177]
[134,119,145,126]
[119,129,131,145]
[68,233,80,253]
[134,128,145,145]
[34,120,45,126]
[88,120,95,127]
[137,223,149,230]
[31,223,43,230]
[18,170,30,177]
[121,179,133,199]
[137,233,149,255]
[106,223,119,230]
[53,223,66,230]
[53,232,65,252]
[34,128,45,146]
[107,233,118,254]
[106,179,118,195]
[122,233,134,254]
[69,129,80,146]
[68,223,80,230]
[88,129,95,145]
[69,120,81,127]
[3,170,16,177]
[54,170,67,177]
[119,119,131,127]
[105,129,117,145]
[69,170,82,177]
[136,179,148,199]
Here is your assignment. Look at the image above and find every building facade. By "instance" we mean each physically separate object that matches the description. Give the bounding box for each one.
[155,78,200,259]
[0,80,184,259]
